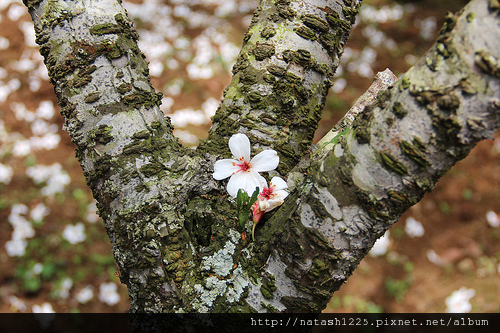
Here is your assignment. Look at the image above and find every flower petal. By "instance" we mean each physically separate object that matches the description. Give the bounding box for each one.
[258,199,271,212]
[270,176,288,191]
[213,159,239,180]
[229,133,251,162]
[248,170,266,194]
[274,189,289,201]
[263,197,285,212]
[250,150,279,172]
[258,176,268,190]
[226,171,264,198]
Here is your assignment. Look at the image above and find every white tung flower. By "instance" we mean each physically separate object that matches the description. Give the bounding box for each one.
[76,285,94,304]
[252,177,289,219]
[486,210,499,228]
[445,287,475,313]
[32,302,56,329]
[32,263,43,275]
[36,100,55,120]
[405,217,425,238]
[86,201,100,223]
[5,239,28,257]
[0,163,14,185]
[10,203,29,217]
[98,282,120,306]
[32,302,55,313]
[213,133,279,198]
[250,176,289,241]
[369,231,391,257]
[8,296,27,313]
[62,223,86,245]
[54,277,73,299]
[30,202,50,222]
[11,220,35,240]
[427,249,446,267]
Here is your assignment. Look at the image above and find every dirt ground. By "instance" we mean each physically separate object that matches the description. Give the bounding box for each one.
[0,0,498,313]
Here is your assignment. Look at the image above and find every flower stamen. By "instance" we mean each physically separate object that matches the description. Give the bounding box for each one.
[237,161,251,172]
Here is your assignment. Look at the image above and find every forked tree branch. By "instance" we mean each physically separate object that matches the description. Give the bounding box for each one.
[22,0,499,313]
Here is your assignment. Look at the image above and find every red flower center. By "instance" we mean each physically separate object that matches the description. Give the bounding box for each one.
[234,160,251,172]
[261,187,274,200]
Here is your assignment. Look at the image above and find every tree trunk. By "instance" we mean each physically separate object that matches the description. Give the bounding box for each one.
[22,0,499,313]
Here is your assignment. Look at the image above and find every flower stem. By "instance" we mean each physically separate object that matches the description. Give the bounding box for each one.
[252,221,257,242]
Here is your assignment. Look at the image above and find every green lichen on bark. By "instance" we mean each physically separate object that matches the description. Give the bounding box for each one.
[352,105,374,144]
[294,25,317,40]
[392,101,408,118]
[39,0,76,29]
[400,137,431,169]
[302,14,329,33]
[325,9,351,32]
[475,50,500,78]
[489,0,500,12]
[380,151,408,176]
[260,274,277,299]
[251,43,275,60]
[90,22,123,36]
[260,24,276,39]
[90,124,113,145]
[84,91,101,103]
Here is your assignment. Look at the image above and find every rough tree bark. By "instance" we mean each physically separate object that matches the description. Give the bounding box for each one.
[22,0,499,314]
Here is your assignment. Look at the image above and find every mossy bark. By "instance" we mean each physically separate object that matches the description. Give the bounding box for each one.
[23,0,499,314]
[197,0,361,174]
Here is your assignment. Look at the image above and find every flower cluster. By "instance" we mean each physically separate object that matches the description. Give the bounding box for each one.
[213,133,279,197]
[26,163,70,197]
[213,134,288,240]
[5,203,47,257]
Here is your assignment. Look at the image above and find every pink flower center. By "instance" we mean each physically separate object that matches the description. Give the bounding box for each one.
[233,160,251,173]
[261,186,274,200]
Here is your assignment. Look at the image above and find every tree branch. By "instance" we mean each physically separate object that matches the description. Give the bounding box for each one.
[314,68,398,159]
[198,0,362,174]
[255,0,500,311]
[23,0,205,312]
[22,0,500,314]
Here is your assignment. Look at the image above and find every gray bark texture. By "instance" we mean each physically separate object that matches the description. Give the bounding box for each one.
[22,0,499,314]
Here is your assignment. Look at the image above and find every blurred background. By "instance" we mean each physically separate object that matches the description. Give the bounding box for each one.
[0,0,498,313]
